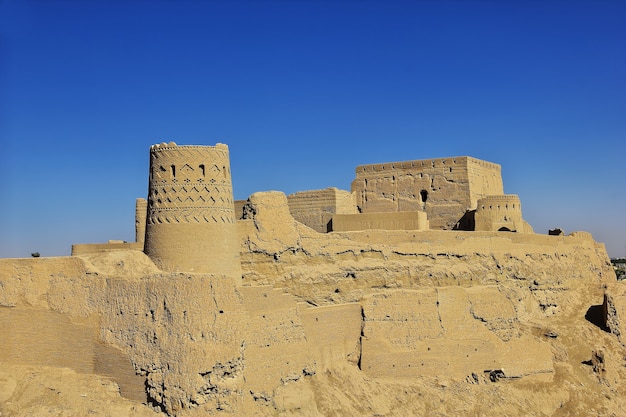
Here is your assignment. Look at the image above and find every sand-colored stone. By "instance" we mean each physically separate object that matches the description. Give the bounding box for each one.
[2,143,625,417]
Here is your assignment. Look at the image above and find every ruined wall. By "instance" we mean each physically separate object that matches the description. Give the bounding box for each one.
[299,303,362,368]
[144,143,240,275]
[330,211,429,232]
[360,288,552,381]
[71,242,143,255]
[0,254,364,416]
[351,156,503,229]
[2,191,625,416]
[135,198,147,246]
[287,188,357,233]
[239,191,613,316]
[234,199,247,220]
[233,191,623,408]
[0,307,147,402]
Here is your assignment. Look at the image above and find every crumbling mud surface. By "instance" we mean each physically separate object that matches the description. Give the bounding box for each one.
[2,193,625,417]
[0,158,626,417]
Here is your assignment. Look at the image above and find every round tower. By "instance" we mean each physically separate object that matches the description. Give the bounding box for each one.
[144,142,240,275]
[474,194,524,232]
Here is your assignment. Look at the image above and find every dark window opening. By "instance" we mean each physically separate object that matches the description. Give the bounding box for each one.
[420,190,428,203]
[171,165,176,178]
[199,164,205,176]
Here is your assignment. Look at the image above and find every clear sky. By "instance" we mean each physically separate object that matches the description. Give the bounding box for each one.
[1,0,625,258]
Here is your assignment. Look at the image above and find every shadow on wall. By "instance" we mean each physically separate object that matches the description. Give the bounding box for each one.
[453,210,475,231]
[0,307,146,403]
[585,304,610,333]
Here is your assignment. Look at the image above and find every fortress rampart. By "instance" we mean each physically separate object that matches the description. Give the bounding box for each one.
[143,142,240,275]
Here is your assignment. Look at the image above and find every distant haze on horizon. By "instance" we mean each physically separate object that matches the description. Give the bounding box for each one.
[1,0,625,259]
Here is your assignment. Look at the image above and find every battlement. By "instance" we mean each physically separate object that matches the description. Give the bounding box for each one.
[149,142,229,151]
[476,194,521,210]
[355,156,501,177]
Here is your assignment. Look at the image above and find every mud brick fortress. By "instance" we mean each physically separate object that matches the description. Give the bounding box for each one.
[2,142,626,417]
[75,144,532,267]
[286,156,532,235]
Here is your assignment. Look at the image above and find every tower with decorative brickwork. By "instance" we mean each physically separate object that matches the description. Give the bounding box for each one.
[143,142,240,275]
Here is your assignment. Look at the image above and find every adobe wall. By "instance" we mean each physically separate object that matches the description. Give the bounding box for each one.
[71,241,143,255]
[0,257,91,309]
[299,302,362,368]
[234,199,247,220]
[360,288,553,381]
[330,211,429,232]
[0,307,146,402]
[144,143,240,275]
[287,188,357,233]
[135,198,147,247]
[237,286,312,393]
[351,156,503,229]
[1,190,622,416]
[0,253,363,416]
[466,157,505,206]
[238,191,614,315]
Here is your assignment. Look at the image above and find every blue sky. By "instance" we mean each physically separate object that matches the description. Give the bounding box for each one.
[1,0,625,258]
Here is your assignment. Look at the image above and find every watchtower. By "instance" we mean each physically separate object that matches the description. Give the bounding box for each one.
[474,194,525,232]
[143,142,240,275]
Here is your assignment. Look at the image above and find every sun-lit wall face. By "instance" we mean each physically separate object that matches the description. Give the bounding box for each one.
[474,194,524,232]
[144,142,240,275]
[466,157,504,207]
[350,156,503,230]
[287,188,357,233]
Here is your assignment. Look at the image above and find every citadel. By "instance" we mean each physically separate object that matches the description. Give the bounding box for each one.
[2,142,626,417]
[73,142,536,265]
